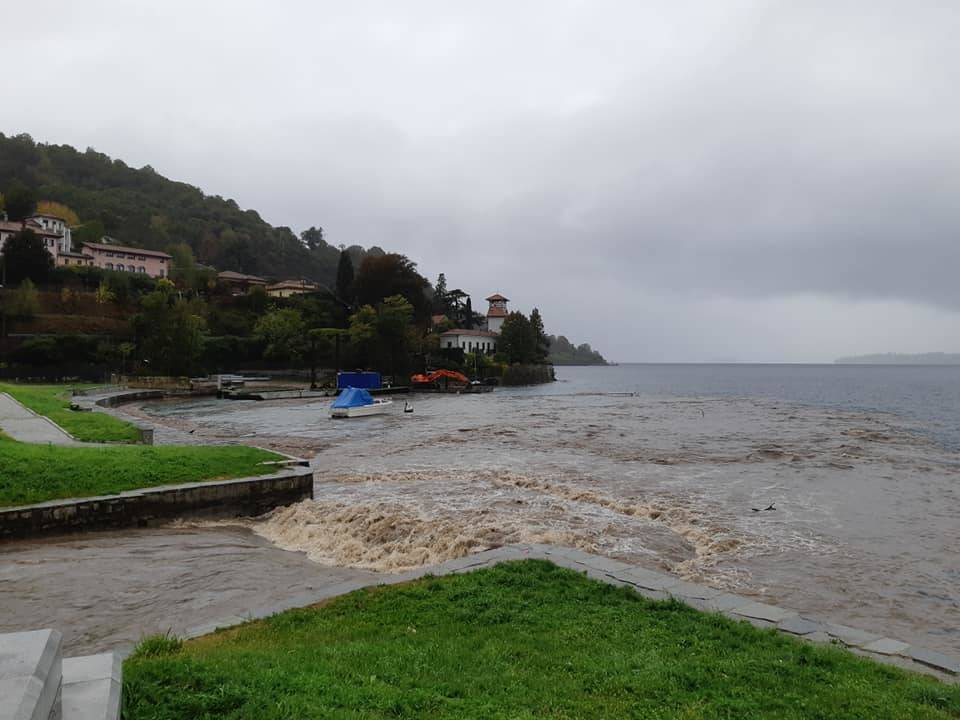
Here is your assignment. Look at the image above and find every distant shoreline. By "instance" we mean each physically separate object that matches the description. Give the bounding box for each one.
[835,352,960,365]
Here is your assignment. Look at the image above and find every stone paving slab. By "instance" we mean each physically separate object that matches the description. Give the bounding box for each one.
[616,567,682,591]
[728,602,798,624]
[861,638,911,656]
[777,617,824,636]
[907,646,960,675]
[823,623,882,649]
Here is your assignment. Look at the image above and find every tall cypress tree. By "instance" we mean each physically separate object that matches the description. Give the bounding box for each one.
[335,249,355,306]
[529,307,550,363]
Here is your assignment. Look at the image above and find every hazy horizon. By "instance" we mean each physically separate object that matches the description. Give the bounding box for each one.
[6,1,960,363]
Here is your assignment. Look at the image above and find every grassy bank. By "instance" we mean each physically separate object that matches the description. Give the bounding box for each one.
[0,382,140,442]
[123,561,959,719]
[0,435,281,506]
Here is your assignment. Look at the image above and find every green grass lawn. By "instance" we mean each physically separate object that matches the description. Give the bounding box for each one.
[0,382,141,442]
[123,561,960,720]
[0,435,281,506]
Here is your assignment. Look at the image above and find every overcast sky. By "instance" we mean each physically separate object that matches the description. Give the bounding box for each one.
[5,1,960,361]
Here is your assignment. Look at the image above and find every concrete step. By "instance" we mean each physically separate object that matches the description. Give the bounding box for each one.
[0,629,63,720]
[61,654,121,720]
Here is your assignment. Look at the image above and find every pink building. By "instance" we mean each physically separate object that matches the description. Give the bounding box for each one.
[80,242,171,278]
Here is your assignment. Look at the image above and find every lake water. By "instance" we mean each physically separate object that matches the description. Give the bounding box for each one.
[3,364,958,655]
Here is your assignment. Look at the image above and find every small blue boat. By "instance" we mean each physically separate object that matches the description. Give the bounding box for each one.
[330,387,393,418]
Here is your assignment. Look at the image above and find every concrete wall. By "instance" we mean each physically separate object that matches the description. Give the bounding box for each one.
[0,468,314,540]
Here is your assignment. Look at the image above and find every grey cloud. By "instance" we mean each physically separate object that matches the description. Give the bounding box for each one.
[4,1,960,359]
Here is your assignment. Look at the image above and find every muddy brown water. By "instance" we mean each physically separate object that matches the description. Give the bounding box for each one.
[2,365,958,656]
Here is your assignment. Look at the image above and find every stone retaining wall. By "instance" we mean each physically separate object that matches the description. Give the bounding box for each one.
[0,468,314,540]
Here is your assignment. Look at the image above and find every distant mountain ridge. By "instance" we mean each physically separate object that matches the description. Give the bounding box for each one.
[835,352,960,365]
[0,132,382,284]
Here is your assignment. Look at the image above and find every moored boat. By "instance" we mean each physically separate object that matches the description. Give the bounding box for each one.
[330,387,394,418]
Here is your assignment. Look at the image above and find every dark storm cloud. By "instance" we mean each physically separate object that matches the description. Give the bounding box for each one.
[4,1,960,359]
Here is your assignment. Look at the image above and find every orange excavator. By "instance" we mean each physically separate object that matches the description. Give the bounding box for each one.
[411,369,470,386]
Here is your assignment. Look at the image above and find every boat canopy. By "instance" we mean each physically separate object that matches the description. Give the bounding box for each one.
[332,387,375,409]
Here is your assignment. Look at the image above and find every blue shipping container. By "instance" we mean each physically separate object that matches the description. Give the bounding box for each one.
[337,372,382,389]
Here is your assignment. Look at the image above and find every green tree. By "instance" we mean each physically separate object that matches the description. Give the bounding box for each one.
[253,308,307,363]
[335,249,355,306]
[3,180,37,222]
[301,226,324,251]
[0,229,53,285]
[433,273,448,315]
[354,253,430,321]
[498,312,536,364]
[529,307,550,362]
[463,296,474,329]
[377,294,415,376]
[95,281,115,305]
[6,278,40,319]
[133,290,205,376]
[166,242,196,286]
[73,219,106,246]
[348,305,378,367]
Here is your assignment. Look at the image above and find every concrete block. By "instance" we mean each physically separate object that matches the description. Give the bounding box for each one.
[0,629,63,720]
[578,555,636,574]
[777,617,824,636]
[617,568,681,592]
[860,638,910,656]
[62,653,121,720]
[823,623,882,649]
[728,602,797,623]
[907,646,960,675]
[668,581,723,601]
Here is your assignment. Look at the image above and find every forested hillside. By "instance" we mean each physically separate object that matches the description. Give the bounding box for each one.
[0,132,382,283]
[548,335,608,365]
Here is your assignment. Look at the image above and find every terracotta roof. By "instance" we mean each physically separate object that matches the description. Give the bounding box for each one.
[0,219,60,237]
[486,307,508,318]
[82,242,171,259]
[217,271,267,283]
[440,329,499,338]
[486,293,509,302]
[59,251,94,259]
[431,314,448,325]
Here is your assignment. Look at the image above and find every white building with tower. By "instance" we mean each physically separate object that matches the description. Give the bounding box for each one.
[438,292,512,355]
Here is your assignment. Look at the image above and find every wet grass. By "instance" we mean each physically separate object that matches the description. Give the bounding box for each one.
[123,560,960,720]
[0,434,281,506]
[0,382,140,442]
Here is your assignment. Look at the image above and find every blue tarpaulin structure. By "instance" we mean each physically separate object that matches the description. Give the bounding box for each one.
[332,387,375,409]
[337,372,381,390]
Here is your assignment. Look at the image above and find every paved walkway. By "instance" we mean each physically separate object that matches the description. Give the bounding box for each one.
[0,392,80,445]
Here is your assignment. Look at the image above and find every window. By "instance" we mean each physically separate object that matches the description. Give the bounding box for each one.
[106,263,114,270]
[138,255,146,261]
[106,252,114,257]
[139,266,146,273]
[128,265,136,272]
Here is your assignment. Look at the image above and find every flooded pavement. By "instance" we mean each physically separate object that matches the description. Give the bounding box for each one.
[0,526,380,655]
[2,365,958,656]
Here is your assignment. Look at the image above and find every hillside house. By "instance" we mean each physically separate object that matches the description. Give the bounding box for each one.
[80,241,171,277]
[439,328,499,354]
[0,216,71,262]
[266,279,320,298]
